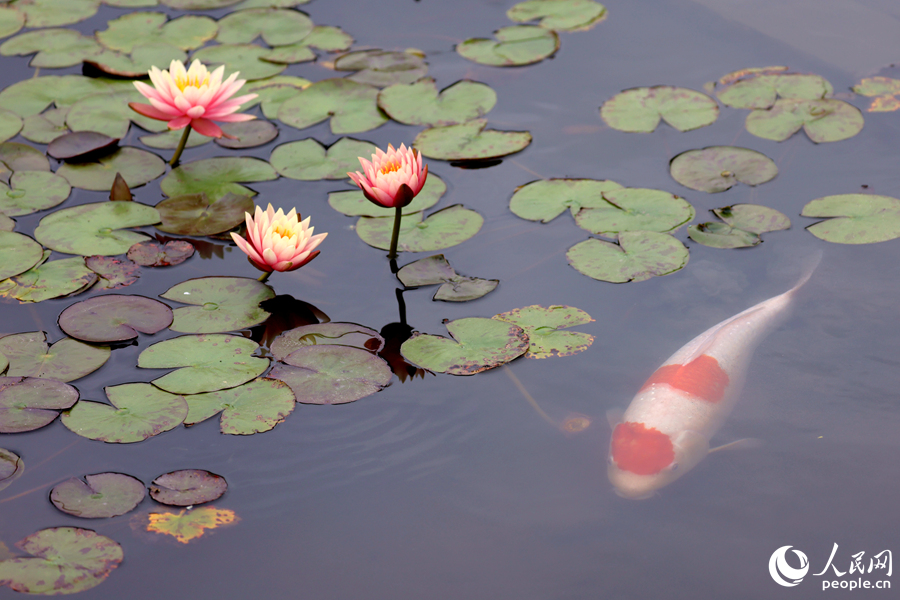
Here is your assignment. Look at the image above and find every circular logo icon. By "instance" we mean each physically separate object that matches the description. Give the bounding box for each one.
[769,546,810,587]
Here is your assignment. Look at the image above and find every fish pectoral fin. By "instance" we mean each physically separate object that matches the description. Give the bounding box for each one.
[606,408,624,430]
[708,438,763,454]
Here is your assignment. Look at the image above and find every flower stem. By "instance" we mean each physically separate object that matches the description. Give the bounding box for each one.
[387,205,403,260]
[169,125,192,167]
[257,271,272,283]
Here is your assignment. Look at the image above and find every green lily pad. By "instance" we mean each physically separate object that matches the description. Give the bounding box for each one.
[139,127,213,150]
[714,204,791,234]
[852,77,900,112]
[192,43,286,81]
[67,90,168,139]
[149,469,226,506]
[0,75,130,118]
[57,147,167,192]
[801,194,900,244]
[0,447,23,492]
[183,377,295,435]
[97,12,217,53]
[0,351,6,374]
[270,323,384,360]
[356,204,484,252]
[85,255,141,289]
[155,193,254,236]
[34,201,160,256]
[457,25,559,67]
[61,382,187,443]
[507,0,607,31]
[333,49,428,87]
[0,28,102,68]
[105,0,160,5]
[0,7,25,40]
[0,253,98,303]
[0,142,50,173]
[50,473,146,519]
[413,119,532,161]
[0,213,13,231]
[162,0,240,7]
[270,137,377,180]
[87,43,187,78]
[0,527,123,595]
[161,157,277,201]
[277,78,387,134]
[12,0,100,28]
[567,231,689,283]
[328,174,445,217]
[20,107,70,144]
[58,294,173,343]
[669,146,778,193]
[493,305,594,359]
[138,334,268,395]
[688,221,762,248]
[216,8,313,46]
[216,120,278,149]
[400,317,528,375]
[397,254,498,302]
[0,172,70,217]
[378,78,497,127]
[0,231,43,280]
[282,24,352,53]
[509,178,624,223]
[161,276,275,333]
[268,345,392,404]
[244,76,310,118]
[745,98,864,143]
[126,240,195,267]
[0,109,22,143]
[0,332,110,382]
[573,187,695,235]
[0,376,79,433]
[716,71,833,109]
[600,86,719,133]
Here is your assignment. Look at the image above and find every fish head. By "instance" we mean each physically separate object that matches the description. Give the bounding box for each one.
[607,422,709,499]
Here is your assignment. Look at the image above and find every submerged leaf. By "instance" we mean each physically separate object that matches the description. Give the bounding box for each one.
[669,146,778,193]
[688,221,761,248]
[493,305,594,359]
[567,231,689,283]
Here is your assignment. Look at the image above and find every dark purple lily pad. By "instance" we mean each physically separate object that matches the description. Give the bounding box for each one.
[155,193,254,236]
[85,256,141,290]
[50,473,146,519]
[126,240,195,267]
[47,131,118,161]
[58,294,174,343]
[397,254,499,302]
[216,120,278,149]
[269,345,393,404]
[149,469,227,507]
[0,447,23,492]
[270,323,385,360]
[0,332,109,383]
[0,376,79,433]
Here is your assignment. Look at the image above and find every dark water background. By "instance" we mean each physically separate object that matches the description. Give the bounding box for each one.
[1,1,899,598]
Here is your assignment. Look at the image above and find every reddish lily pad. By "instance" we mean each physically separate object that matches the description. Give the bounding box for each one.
[0,376,79,433]
[47,132,118,161]
[126,240,195,267]
[493,305,594,359]
[85,255,141,290]
[567,231,689,283]
[0,447,23,492]
[149,469,227,506]
[413,119,532,161]
[58,294,174,343]
[397,254,498,302]
[669,146,778,193]
[50,473,146,519]
[161,276,275,334]
[268,345,392,404]
[155,193,254,236]
[270,323,384,360]
[183,378,295,435]
[0,332,110,383]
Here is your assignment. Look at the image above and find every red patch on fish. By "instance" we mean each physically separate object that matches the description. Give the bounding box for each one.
[639,354,729,403]
[611,422,675,475]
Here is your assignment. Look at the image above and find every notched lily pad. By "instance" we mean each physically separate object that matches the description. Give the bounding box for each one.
[0,447,23,492]
[183,378,295,435]
[333,49,428,87]
[0,28,102,68]
[161,276,274,333]
[156,193,254,236]
[745,98,864,143]
[271,323,384,360]
[50,473,146,518]
[801,194,900,244]
[689,204,790,249]
[0,142,50,173]
[457,25,559,67]
[573,187,695,235]
[852,77,900,112]
[34,201,160,256]
[216,7,313,46]
[414,119,532,161]
[397,254,498,302]
[216,120,278,149]
[97,12,216,53]
[270,137,377,180]
[378,78,497,127]
[567,231,689,283]
[192,43,286,81]
[277,78,387,134]
[127,240,195,267]
[161,157,277,201]
[0,172,71,217]
[56,147,166,192]
[688,222,761,249]
[507,0,608,31]
[669,146,778,193]
[714,68,833,109]
[0,253,98,303]
[86,255,141,290]
[600,86,718,133]
[0,332,109,383]
[58,294,174,343]
[269,345,392,404]
[355,204,484,252]
[509,178,624,223]
[328,174,445,217]
[149,469,227,506]
[493,305,594,358]
[0,231,43,280]
[0,376,79,433]
[145,507,238,544]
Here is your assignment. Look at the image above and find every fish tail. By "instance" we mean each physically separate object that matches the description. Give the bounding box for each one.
[786,249,823,295]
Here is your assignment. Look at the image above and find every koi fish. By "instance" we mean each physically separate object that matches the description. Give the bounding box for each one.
[607,261,818,499]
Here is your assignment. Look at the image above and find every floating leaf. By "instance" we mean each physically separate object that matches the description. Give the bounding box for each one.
[161,0,241,8]
[669,146,778,193]
[0,254,98,303]
[0,447,23,492]
[852,77,900,112]
[716,71,832,109]
[216,120,278,149]
[0,231,43,280]
[397,254,498,302]
[271,323,384,360]
[56,147,167,191]
[0,528,122,595]
[0,7,25,40]
[507,0,607,31]
[65,91,168,139]
[127,240,195,267]
[400,317,528,375]
[802,194,900,244]
[0,172,70,217]
[270,137,377,180]
[97,12,217,53]
[58,295,173,343]
[0,109,22,143]
[20,107,69,144]
[262,24,352,61]
[161,157,277,201]
[0,351,6,374]
[0,213,13,231]
[87,43,188,79]
[509,178,624,223]
[0,75,130,118]
[155,193,253,236]
[13,0,100,28]
[192,43,286,81]
[47,131,118,161]
[139,127,212,150]
[244,76,310,118]
[356,205,483,252]
[34,201,160,256]
[0,332,110,382]
[146,507,237,544]
[216,8,313,46]
[161,276,274,333]
[0,142,50,172]
[457,25,559,67]
[183,378,295,435]
[413,119,532,160]
[328,174,445,217]
[85,256,141,289]
[268,345,392,404]
[149,469,227,506]
[61,382,187,443]
[567,231,689,283]
[714,204,790,234]
[688,222,761,248]
[0,28,102,68]
[50,473,146,519]
[600,86,718,132]
[0,376,79,433]
[573,187,695,235]
[378,78,497,127]
[333,49,427,87]
[493,305,594,359]
[277,78,386,134]
[745,98,864,143]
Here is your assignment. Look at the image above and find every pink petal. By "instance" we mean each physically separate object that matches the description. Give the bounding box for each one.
[128,102,172,121]
[167,115,192,130]
[190,118,223,138]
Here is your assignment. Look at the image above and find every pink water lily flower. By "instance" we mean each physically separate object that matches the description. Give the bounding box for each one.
[347,143,428,208]
[231,204,327,273]
[129,59,257,138]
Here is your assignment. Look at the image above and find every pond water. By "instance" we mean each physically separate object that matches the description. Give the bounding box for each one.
[1,0,899,598]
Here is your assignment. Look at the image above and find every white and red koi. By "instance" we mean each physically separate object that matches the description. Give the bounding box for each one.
[608,263,817,499]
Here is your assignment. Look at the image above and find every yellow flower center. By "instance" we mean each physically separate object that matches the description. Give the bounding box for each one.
[379,160,402,175]
[173,73,210,92]
[271,222,294,239]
